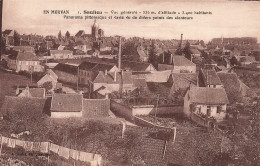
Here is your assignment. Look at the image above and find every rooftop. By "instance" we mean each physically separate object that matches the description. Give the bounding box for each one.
[51,93,83,112]
[189,87,229,105]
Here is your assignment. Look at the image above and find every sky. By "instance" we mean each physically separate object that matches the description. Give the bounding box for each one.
[2,0,260,42]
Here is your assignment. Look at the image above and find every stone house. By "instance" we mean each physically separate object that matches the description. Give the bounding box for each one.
[184,87,229,121]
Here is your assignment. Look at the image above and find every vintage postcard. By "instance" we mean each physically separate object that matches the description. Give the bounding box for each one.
[0,0,260,165]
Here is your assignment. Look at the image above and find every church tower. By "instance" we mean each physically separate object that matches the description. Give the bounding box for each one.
[91,19,99,39]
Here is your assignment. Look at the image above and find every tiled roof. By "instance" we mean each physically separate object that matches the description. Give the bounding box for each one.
[2,29,13,35]
[190,48,201,54]
[217,73,244,104]
[201,69,222,85]
[173,56,196,66]
[51,93,83,112]
[45,69,58,80]
[53,63,78,75]
[79,61,98,70]
[91,63,116,72]
[1,96,47,116]
[16,52,39,61]
[28,88,45,98]
[189,87,229,105]
[93,71,133,84]
[145,71,172,83]
[82,99,110,117]
[170,73,198,92]
[158,64,174,71]
[133,78,147,88]
[75,30,85,37]
[50,50,73,54]
[121,61,155,71]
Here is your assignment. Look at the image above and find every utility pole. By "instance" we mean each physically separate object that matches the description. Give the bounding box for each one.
[77,66,79,91]
[154,94,160,123]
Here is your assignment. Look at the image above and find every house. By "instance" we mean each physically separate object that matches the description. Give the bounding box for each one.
[121,61,156,72]
[53,63,79,84]
[50,93,83,118]
[50,93,110,118]
[37,69,58,91]
[168,73,198,95]
[184,87,229,121]
[91,71,133,94]
[78,61,118,85]
[158,55,196,73]
[217,73,255,104]
[16,86,46,98]
[7,51,43,72]
[199,69,223,88]
[239,56,256,65]
[49,50,73,59]
[190,48,201,57]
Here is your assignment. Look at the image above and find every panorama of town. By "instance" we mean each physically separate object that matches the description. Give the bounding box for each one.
[0,20,260,166]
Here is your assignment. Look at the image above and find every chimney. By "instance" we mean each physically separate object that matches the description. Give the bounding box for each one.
[114,71,117,82]
[170,54,173,65]
[180,34,183,49]
[162,52,165,63]
[118,36,122,71]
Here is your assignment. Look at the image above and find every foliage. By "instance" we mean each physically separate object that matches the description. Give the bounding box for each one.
[182,42,192,60]
[13,31,20,46]
[42,81,53,91]
[148,40,158,68]
[122,41,139,61]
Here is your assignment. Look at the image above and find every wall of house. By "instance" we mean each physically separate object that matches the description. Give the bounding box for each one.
[110,100,133,121]
[7,59,17,70]
[195,104,226,121]
[51,111,82,118]
[132,105,183,116]
[190,112,210,127]
[174,66,196,73]
[37,75,57,90]
[16,61,43,72]
[51,53,73,59]
[79,70,93,85]
[183,91,191,117]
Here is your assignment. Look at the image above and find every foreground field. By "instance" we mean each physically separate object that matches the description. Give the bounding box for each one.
[0,69,37,107]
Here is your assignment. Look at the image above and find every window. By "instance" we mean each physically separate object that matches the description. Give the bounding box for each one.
[207,106,211,116]
[213,85,216,88]
[217,106,221,113]
[58,102,62,105]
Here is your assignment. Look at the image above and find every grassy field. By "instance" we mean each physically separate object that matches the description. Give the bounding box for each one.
[0,69,37,107]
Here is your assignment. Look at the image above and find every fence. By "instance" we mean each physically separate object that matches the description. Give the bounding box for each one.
[133,116,176,144]
[0,135,102,166]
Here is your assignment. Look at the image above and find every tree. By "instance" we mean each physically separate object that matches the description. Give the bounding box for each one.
[122,41,139,61]
[148,40,158,68]
[42,81,53,92]
[182,42,192,60]
[13,31,20,46]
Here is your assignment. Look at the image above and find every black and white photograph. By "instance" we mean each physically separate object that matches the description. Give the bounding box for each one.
[0,0,260,165]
